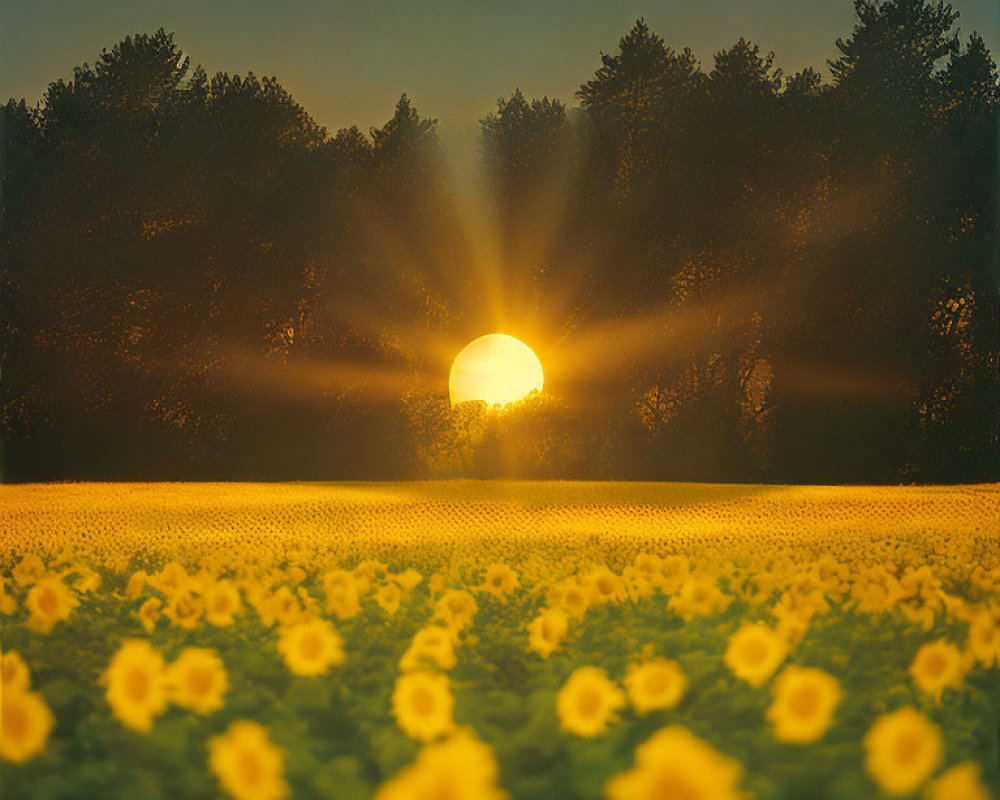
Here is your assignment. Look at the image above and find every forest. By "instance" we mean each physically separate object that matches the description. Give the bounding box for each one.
[1,0,997,483]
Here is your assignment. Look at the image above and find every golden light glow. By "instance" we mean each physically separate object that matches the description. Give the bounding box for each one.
[449,333,543,407]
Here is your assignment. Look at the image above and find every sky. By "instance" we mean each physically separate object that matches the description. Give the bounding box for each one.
[2,0,998,137]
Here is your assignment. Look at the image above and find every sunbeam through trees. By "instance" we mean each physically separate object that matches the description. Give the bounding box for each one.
[1,4,997,483]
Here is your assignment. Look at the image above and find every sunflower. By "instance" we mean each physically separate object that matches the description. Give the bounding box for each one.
[374,728,507,800]
[773,607,812,648]
[925,761,991,800]
[668,577,730,621]
[375,582,403,616]
[582,567,628,605]
[0,577,17,615]
[434,590,478,631]
[209,720,289,800]
[965,609,999,668]
[909,640,964,703]
[556,666,626,737]
[166,648,229,714]
[2,650,31,691]
[390,568,424,592]
[624,659,687,715]
[321,570,361,620]
[285,565,308,584]
[605,725,745,800]
[428,571,448,599]
[125,570,150,599]
[631,553,663,582]
[528,608,569,659]
[1,688,55,763]
[163,586,205,631]
[256,586,303,629]
[657,555,691,594]
[70,564,102,594]
[479,564,519,601]
[25,577,78,634]
[392,671,455,742]
[724,624,788,687]
[102,639,169,732]
[765,666,841,743]
[139,597,163,633]
[12,554,46,586]
[621,566,657,601]
[548,580,590,620]
[204,580,243,627]
[149,560,190,594]
[864,707,943,796]
[352,559,387,594]
[400,625,457,672]
[277,618,345,676]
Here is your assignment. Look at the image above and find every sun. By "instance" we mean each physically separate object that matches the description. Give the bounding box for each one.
[449,334,544,407]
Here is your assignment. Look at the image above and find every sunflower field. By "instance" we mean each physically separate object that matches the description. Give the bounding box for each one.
[1,482,998,800]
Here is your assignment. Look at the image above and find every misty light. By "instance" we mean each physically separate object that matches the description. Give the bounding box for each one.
[449,333,544,408]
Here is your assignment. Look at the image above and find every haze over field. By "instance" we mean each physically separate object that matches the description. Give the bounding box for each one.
[3,482,997,568]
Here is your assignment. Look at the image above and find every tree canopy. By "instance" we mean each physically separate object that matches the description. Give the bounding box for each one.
[1,7,997,482]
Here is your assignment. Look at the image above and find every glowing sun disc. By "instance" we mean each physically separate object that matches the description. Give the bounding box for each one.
[449,333,544,407]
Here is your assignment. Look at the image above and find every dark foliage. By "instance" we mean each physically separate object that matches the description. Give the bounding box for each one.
[1,5,997,482]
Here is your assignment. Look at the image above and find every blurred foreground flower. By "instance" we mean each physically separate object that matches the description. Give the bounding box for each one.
[400,625,457,672]
[1,688,54,763]
[101,639,168,732]
[393,671,456,741]
[557,666,626,737]
[605,725,744,800]
[204,579,243,626]
[479,563,519,601]
[2,650,31,691]
[765,665,840,743]
[166,648,229,714]
[909,640,964,703]
[375,728,507,800]
[277,618,345,676]
[528,608,568,658]
[724,623,788,687]
[25,577,78,634]
[864,707,942,796]
[209,720,289,800]
[624,659,687,714]
[925,761,991,800]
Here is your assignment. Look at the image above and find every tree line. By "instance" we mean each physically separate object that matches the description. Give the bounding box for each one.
[1,0,997,482]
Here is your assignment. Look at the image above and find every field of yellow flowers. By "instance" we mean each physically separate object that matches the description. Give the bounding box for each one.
[1,481,998,800]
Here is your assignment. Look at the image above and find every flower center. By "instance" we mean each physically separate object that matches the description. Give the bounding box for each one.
[893,731,923,766]
[923,653,945,679]
[237,748,262,787]
[3,700,29,740]
[644,671,669,695]
[789,685,820,718]
[651,771,700,800]
[126,667,151,703]
[299,632,324,661]
[411,687,436,715]
[577,686,603,718]
[2,659,19,685]
[740,637,768,666]
[38,588,59,617]
[188,666,214,696]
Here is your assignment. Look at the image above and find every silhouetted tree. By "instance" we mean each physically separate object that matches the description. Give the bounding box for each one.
[1,12,996,482]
